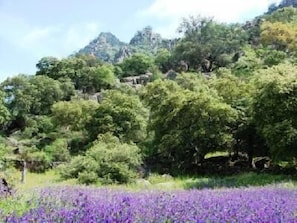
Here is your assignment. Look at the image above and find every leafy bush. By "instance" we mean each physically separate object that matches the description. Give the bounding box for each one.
[59,155,98,179]
[26,151,51,173]
[0,143,10,171]
[78,171,98,185]
[59,134,142,184]
[68,136,88,155]
[44,138,70,162]
[263,50,286,66]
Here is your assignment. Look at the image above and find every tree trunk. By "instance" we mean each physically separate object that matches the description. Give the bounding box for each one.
[20,160,26,184]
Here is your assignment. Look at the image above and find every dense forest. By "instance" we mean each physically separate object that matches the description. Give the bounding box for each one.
[1,3,297,185]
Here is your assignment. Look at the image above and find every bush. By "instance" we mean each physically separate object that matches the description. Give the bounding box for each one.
[59,134,142,184]
[59,155,98,179]
[78,171,98,185]
[26,151,51,173]
[0,143,11,171]
[44,138,70,162]
[68,136,88,155]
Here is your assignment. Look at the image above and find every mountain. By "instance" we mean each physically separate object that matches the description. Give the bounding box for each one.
[268,0,297,12]
[279,0,297,7]
[78,26,176,63]
[78,32,126,63]
[129,26,175,52]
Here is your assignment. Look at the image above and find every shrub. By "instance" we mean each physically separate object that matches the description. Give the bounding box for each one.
[59,134,142,184]
[78,171,98,185]
[0,143,11,171]
[44,138,70,162]
[59,155,98,179]
[26,151,51,173]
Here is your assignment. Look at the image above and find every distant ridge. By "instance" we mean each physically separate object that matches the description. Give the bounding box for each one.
[78,26,177,63]
[268,0,297,13]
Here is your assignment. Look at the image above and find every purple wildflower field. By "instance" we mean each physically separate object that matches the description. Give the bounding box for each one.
[2,186,297,223]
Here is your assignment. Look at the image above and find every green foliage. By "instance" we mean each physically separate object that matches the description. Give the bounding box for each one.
[36,57,86,83]
[260,21,297,52]
[58,155,97,180]
[78,65,116,93]
[36,57,60,76]
[261,49,287,66]
[77,171,98,185]
[92,65,116,91]
[119,54,154,77]
[68,136,89,155]
[60,134,142,184]
[209,69,267,159]
[74,54,103,67]
[210,68,252,108]
[86,90,148,143]
[252,63,297,160]
[2,75,75,117]
[183,172,297,189]
[25,151,51,173]
[0,143,12,171]
[144,79,237,173]
[35,116,55,134]
[0,90,11,126]
[175,72,209,92]
[36,56,115,93]
[3,7,297,181]
[232,46,262,76]
[51,100,98,131]
[155,49,174,73]
[265,6,297,23]
[44,138,70,162]
[0,194,38,217]
[174,16,247,71]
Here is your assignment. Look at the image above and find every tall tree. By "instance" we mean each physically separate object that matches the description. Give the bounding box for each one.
[2,75,75,117]
[252,63,297,161]
[143,79,237,173]
[260,21,297,52]
[51,100,98,131]
[174,16,247,72]
[119,53,154,77]
[78,65,116,93]
[86,90,148,143]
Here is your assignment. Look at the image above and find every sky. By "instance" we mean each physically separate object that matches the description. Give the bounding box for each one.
[0,0,281,80]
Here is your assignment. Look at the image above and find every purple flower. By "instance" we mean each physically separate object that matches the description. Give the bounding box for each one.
[2,186,297,222]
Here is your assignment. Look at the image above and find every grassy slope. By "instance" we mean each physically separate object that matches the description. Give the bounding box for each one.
[11,170,297,192]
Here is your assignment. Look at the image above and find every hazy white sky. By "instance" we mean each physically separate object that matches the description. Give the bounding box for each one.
[0,0,281,80]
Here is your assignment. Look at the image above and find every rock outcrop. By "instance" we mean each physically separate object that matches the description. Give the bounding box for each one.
[78,32,125,63]
[77,26,177,63]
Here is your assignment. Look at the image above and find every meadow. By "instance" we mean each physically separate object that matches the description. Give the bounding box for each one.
[1,171,297,223]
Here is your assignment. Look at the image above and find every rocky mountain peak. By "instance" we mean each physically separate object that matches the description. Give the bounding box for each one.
[78,32,125,63]
[77,26,177,63]
[129,26,162,47]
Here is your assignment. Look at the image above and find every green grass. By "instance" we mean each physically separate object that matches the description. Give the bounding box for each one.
[12,170,77,192]
[9,170,297,193]
[182,172,297,189]
[0,170,77,217]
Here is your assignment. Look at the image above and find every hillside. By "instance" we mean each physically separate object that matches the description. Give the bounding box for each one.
[1,0,297,188]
